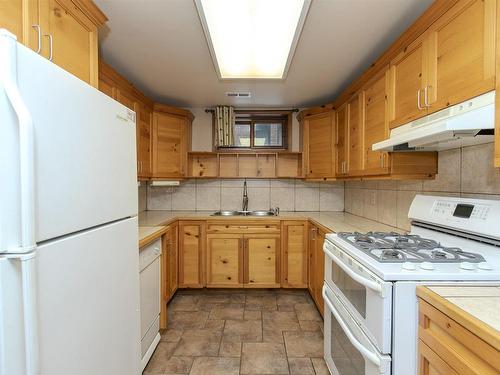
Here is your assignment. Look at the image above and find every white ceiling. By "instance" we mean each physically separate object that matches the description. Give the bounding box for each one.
[95,0,433,108]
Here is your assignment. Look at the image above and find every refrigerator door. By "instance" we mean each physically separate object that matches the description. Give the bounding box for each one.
[0,32,137,246]
[0,217,141,375]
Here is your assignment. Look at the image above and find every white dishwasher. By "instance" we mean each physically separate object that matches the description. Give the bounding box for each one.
[139,238,162,370]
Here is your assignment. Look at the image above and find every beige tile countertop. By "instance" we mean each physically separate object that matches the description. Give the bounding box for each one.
[138,210,403,234]
[138,225,168,248]
[419,285,500,350]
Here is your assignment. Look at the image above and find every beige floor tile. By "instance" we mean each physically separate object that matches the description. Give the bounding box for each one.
[276,294,311,305]
[241,342,289,374]
[223,319,263,342]
[298,320,323,331]
[160,328,183,343]
[168,295,201,312]
[204,319,225,330]
[168,311,209,329]
[245,295,277,310]
[262,328,285,343]
[209,306,245,320]
[311,357,330,375]
[189,357,240,375]
[294,304,322,321]
[288,357,315,375]
[284,331,324,357]
[163,356,194,374]
[243,309,262,320]
[262,311,300,332]
[143,342,177,374]
[173,329,222,357]
[219,340,242,357]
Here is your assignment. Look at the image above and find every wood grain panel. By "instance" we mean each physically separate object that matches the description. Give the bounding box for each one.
[245,234,280,288]
[206,234,243,287]
[178,221,205,288]
[281,221,307,288]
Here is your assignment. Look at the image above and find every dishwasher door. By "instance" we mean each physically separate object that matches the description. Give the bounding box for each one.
[139,238,161,366]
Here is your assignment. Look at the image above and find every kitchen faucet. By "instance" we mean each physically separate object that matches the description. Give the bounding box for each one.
[242,179,249,211]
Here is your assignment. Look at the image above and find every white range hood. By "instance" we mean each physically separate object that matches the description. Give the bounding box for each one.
[372,91,495,152]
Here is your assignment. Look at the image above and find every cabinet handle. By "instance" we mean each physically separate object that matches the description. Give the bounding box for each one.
[416,89,424,110]
[32,25,42,54]
[424,85,431,108]
[44,34,53,61]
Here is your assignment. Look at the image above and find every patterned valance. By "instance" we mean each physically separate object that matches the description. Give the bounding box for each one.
[214,106,235,147]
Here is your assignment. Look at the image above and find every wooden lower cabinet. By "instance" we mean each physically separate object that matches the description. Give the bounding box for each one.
[418,288,500,375]
[308,223,325,316]
[206,234,244,287]
[245,234,281,288]
[167,222,178,298]
[178,221,205,288]
[281,221,308,288]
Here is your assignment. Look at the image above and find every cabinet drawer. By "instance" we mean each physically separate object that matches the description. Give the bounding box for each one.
[418,299,500,374]
[207,221,281,234]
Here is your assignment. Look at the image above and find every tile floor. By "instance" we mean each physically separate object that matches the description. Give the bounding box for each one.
[143,289,329,375]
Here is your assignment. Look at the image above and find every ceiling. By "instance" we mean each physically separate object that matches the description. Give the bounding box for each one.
[95,0,433,108]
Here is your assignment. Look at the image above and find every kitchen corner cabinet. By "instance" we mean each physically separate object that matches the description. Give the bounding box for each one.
[308,223,325,316]
[178,221,205,288]
[152,105,194,180]
[301,111,335,179]
[165,223,178,299]
[389,0,495,129]
[335,103,348,177]
[281,221,308,288]
[1,0,107,87]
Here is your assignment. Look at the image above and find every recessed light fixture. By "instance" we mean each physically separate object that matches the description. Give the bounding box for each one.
[195,0,311,80]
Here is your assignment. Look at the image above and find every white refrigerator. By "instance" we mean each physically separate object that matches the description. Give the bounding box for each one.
[0,29,141,375]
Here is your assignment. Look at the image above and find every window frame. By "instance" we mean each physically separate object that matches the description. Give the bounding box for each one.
[214,111,290,151]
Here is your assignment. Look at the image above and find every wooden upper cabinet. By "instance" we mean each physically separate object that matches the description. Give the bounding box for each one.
[281,221,307,288]
[152,105,193,180]
[0,0,40,51]
[2,0,106,86]
[206,234,243,288]
[388,36,427,129]
[347,93,364,176]
[116,88,136,110]
[136,102,152,179]
[425,0,495,112]
[335,103,348,176]
[178,221,205,288]
[303,111,335,179]
[245,234,280,288]
[362,70,390,176]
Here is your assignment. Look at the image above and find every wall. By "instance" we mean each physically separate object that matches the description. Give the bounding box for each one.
[344,143,500,231]
[138,185,147,212]
[188,108,301,152]
[147,179,344,212]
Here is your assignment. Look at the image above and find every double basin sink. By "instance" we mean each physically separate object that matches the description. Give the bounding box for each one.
[212,210,278,217]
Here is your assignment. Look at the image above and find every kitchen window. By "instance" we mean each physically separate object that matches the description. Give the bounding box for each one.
[216,110,290,150]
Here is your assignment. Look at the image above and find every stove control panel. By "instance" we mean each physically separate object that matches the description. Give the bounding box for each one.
[432,201,491,221]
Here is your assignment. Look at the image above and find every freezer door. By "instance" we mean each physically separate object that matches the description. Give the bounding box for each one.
[1,37,137,244]
[37,217,141,375]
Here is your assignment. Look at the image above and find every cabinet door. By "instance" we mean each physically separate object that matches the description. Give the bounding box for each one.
[314,229,325,316]
[347,93,364,176]
[362,70,390,176]
[152,112,187,178]
[178,221,205,288]
[335,103,348,176]
[389,36,427,129]
[168,222,178,298]
[136,102,152,179]
[419,340,458,375]
[426,0,495,112]
[244,234,280,288]
[41,0,99,86]
[160,230,170,328]
[206,234,243,287]
[305,112,335,178]
[0,0,40,50]
[307,225,316,298]
[116,88,136,110]
[281,221,307,288]
[98,76,115,99]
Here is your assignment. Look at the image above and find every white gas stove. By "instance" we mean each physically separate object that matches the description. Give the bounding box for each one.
[321,195,500,375]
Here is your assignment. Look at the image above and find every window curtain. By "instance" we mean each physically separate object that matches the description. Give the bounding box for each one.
[215,105,235,147]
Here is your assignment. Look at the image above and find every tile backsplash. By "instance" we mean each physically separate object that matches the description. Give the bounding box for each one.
[144,179,344,212]
[344,143,500,231]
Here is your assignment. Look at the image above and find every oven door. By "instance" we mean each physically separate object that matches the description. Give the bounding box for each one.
[324,239,392,354]
[323,284,391,375]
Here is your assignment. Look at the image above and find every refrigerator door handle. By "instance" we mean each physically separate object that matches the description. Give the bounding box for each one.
[0,30,37,253]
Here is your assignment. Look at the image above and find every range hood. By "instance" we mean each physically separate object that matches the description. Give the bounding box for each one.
[373,91,495,152]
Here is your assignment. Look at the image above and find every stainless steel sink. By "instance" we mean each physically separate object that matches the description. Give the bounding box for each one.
[211,210,278,217]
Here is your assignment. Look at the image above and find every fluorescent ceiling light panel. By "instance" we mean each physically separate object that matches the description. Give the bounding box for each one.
[195,0,310,79]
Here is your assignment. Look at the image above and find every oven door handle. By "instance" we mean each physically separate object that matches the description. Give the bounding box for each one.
[324,245,387,297]
[322,286,381,367]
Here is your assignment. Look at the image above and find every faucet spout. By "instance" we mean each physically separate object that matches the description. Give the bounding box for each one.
[242,179,249,211]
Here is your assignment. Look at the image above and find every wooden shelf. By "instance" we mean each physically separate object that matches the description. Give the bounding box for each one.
[187,152,303,179]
